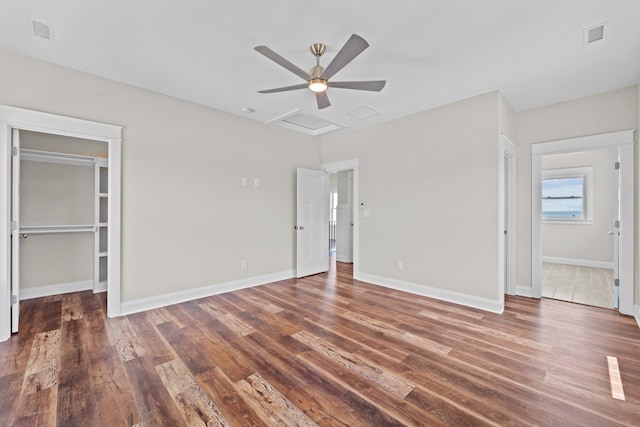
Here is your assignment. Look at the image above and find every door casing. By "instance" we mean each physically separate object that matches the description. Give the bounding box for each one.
[0,105,122,342]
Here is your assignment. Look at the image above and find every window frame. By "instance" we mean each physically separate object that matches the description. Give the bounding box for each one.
[541,166,593,224]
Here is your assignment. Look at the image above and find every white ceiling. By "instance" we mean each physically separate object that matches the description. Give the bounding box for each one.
[1,0,639,135]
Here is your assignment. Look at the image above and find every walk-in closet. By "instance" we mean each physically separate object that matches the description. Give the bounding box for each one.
[15,130,109,301]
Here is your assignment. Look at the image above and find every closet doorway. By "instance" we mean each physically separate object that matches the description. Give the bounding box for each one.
[0,105,122,342]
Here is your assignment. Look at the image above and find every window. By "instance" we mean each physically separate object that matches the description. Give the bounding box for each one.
[541,167,593,222]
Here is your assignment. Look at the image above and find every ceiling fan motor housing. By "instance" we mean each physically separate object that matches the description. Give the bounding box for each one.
[310,43,326,57]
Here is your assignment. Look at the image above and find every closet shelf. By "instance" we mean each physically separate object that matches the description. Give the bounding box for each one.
[19,224,96,234]
[99,193,108,198]
[20,149,96,166]
[99,251,108,258]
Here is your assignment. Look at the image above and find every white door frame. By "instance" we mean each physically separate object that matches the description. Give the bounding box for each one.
[500,135,517,296]
[0,105,122,342]
[530,130,635,315]
[322,159,359,279]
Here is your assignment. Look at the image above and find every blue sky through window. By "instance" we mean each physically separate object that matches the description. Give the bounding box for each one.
[542,177,584,218]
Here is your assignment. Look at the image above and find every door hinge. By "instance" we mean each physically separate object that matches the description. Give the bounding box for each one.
[615,220,620,228]
[10,221,18,231]
[614,161,620,170]
[614,278,620,288]
[11,146,18,156]
[11,295,17,305]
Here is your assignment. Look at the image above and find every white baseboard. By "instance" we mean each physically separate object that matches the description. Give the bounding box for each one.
[336,255,352,263]
[120,270,295,316]
[357,273,504,314]
[542,256,614,270]
[20,279,94,300]
[516,285,533,297]
[634,305,640,329]
[94,280,107,294]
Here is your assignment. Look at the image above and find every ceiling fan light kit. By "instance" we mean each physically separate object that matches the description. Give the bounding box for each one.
[255,34,386,109]
[308,78,328,93]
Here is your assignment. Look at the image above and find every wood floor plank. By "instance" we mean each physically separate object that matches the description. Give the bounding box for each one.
[21,329,60,394]
[14,386,59,426]
[56,313,97,426]
[105,317,146,362]
[123,356,187,426]
[156,358,231,426]
[0,372,22,426]
[292,329,415,398]
[242,330,377,426]
[340,310,452,356]
[297,349,442,426]
[3,260,640,426]
[90,350,141,427]
[234,373,319,427]
[196,367,270,427]
[199,301,257,336]
[61,293,84,322]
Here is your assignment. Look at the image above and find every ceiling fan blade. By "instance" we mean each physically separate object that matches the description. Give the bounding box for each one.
[316,92,331,109]
[321,34,369,80]
[254,46,310,81]
[328,80,386,91]
[258,83,308,94]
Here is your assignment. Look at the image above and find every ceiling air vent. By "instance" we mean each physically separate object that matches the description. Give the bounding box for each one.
[32,20,53,40]
[584,23,605,45]
[266,110,343,136]
[346,106,381,120]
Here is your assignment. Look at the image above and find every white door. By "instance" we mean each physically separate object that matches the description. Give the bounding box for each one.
[296,168,329,278]
[10,129,20,333]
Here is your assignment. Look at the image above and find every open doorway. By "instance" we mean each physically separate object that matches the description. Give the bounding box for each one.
[323,159,359,279]
[540,147,617,309]
[329,170,354,263]
[530,130,634,316]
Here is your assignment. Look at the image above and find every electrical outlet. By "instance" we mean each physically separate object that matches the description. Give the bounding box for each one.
[241,177,248,186]
[241,260,248,269]
[396,261,403,271]
[254,178,260,187]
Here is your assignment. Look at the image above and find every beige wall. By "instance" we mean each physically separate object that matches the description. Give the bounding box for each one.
[541,148,617,264]
[322,91,501,301]
[329,172,337,190]
[337,170,350,205]
[0,49,321,302]
[515,85,638,291]
[499,92,516,141]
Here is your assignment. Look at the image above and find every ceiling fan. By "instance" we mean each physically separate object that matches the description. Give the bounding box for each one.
[254,34,386,109]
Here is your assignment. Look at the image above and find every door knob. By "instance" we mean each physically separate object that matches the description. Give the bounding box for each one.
[299,226,305,230]
[609,231,614,236]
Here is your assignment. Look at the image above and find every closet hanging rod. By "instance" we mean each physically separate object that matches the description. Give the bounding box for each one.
[19,224,97,234]
[20,148,96,166]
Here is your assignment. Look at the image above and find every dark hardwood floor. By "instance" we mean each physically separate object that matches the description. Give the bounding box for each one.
[1,261,640,426]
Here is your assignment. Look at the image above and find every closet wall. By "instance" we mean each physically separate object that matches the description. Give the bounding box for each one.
[19,131,107,295]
